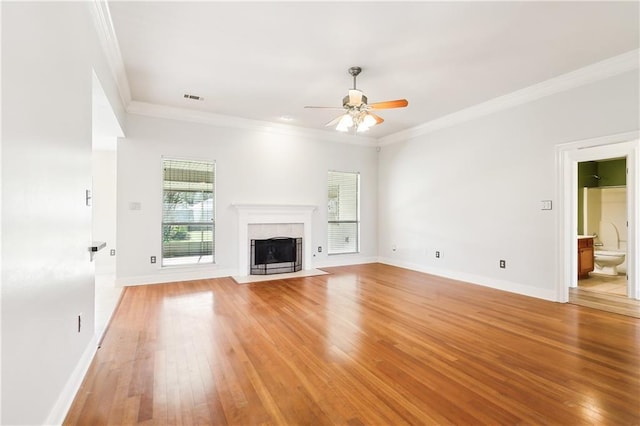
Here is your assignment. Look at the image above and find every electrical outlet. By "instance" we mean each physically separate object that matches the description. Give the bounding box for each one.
[110,249,116,256]
[392,244,397,252]
[150,256,156,264]
[435,251,441,258]
[318,246,322,253]
[77,314,82,333]
[500,260,506,269]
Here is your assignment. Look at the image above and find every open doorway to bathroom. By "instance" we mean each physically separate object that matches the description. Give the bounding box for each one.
[557,135,639,318]
[575,158,628,297]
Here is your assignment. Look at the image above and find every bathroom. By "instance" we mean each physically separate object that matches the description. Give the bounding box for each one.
[578,158,627,295]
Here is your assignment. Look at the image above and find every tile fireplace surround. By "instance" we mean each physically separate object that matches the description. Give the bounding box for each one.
[233,204,316,277]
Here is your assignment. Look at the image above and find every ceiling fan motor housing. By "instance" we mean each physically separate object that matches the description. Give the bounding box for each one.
[343,93,367,108]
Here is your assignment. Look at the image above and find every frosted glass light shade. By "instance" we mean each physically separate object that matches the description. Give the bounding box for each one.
[336,114,353,132]
[363,114,376,127]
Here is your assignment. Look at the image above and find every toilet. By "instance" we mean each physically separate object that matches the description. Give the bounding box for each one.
[593,221,626,276]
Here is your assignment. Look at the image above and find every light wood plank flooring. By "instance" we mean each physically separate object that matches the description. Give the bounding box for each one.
[65,264,640,425]
[571,274,640,318]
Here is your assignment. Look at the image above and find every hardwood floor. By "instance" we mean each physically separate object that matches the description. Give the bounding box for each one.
[571,274,640,318]
[64,264,640,425]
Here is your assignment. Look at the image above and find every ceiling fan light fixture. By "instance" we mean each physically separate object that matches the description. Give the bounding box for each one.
[363,113,377,127]
[305,66,408,135]
[356,113,376,133]
[336,114,353,132]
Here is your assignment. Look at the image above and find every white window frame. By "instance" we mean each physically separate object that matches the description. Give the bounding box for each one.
[328,170,360,255]
[161,157,216,267]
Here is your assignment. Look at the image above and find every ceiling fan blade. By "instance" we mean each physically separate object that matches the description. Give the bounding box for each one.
[369,99,408,110]
[304,106,345,110]
[325,114,345,127]
[369,113,384,125]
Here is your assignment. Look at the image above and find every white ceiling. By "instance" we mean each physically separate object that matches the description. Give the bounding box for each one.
[108,1,639,139]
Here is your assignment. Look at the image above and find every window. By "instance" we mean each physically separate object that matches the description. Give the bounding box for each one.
[328,170,360,254]
[162,158,215,266]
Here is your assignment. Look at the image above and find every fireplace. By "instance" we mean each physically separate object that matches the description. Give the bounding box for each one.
[233,204,316,277]
[251,237,302,275]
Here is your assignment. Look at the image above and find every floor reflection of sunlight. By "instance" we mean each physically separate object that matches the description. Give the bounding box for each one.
[325,274,363,362]
[578,392,605,424]
[161,290,216,337]
[163,289,214,310]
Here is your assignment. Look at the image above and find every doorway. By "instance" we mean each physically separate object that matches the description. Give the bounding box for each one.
[556,133,639,313]
[92,70,124,339]
[577,159,628,297]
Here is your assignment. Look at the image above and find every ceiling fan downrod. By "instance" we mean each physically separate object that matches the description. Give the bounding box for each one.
[348,66,362,90]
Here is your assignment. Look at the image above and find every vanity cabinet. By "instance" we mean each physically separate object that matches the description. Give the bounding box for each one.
[578,237,594,279]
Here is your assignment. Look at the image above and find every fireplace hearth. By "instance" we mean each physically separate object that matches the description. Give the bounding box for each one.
[251,237,302,275]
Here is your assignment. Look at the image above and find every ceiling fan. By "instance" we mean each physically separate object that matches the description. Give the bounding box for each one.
[305,66,408,133]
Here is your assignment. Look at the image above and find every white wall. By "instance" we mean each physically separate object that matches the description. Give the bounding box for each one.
[590,187,628,273]
[92,149,118,275]
[116,114,378,285]
[584,187,602,236]
[600,187,628,250]
[377,70,639,301]
[1,3,125,424]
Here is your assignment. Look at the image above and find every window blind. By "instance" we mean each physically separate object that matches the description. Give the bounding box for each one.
[328,170,360,254]
[162,159,215,266]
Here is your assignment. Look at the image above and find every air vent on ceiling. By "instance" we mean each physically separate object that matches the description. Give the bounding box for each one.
[183,93,204,101]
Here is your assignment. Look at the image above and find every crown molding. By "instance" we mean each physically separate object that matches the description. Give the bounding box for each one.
[88,0,132,107]
[379,49,640,146]
[127,101,378,146]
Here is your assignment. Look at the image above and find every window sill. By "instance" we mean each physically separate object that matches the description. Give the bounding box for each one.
[161,258,216,270]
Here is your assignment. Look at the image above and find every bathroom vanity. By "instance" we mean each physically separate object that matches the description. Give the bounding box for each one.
[578,236,594,279]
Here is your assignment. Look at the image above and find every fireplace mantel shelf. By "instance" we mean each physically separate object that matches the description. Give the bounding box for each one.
[232,204,317,212]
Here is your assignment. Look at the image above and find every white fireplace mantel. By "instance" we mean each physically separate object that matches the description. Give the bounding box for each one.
[233,204,316,276]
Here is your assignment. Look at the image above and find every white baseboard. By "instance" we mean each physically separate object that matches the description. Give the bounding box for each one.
[45,334,99,426]
[378,257,558,302]
[117,257,557,302]
[115,267,238,286]
[314,255,378,269]
[116,259,382,286]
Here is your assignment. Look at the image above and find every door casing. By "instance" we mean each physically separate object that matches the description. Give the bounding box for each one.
[555,132,639,302]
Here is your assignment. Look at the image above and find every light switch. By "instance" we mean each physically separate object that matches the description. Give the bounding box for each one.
[541,200,552,210]
[129,202,142,211]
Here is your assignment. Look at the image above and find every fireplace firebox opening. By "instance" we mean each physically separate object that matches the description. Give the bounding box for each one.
[250,237,302,275]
